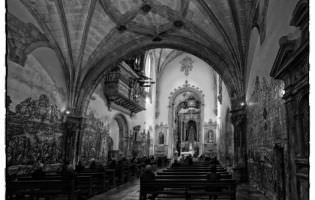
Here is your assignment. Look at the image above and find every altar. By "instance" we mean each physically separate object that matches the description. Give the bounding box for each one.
[174,96,202,155]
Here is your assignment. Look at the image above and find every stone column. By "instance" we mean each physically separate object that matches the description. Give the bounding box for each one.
[282,92,299,200]
[230,106,248,182]
[64,114,83,166]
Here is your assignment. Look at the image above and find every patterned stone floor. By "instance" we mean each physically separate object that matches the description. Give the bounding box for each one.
[89,179,268,200]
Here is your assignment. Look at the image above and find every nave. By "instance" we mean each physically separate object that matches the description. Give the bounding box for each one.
[88,158,268,200]
[6,0,309,200]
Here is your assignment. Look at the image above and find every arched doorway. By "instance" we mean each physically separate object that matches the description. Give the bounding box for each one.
[109,114,129,159]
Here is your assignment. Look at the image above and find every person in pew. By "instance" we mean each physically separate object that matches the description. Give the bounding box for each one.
[141,165,155,182]
[89,158,96,170]
[193,153,198,162]
[140,165,159,199]
[171,159,180,168]
[32,162,45,179]
[206,166,221,200]
[61,162,76,179]
[75,161,84,172]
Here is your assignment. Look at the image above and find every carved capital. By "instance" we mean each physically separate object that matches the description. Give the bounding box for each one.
[65,115,83,132]
[230,107,246,126]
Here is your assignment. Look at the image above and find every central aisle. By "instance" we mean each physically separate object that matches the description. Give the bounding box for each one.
[89,179,140,200]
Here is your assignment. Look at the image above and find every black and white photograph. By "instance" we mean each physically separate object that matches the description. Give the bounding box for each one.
[4,0,311,199]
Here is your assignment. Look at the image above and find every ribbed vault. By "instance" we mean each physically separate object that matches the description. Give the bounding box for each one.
[8,0,270,114]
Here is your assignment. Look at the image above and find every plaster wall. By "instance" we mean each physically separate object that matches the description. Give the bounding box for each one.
[157,53,217,125]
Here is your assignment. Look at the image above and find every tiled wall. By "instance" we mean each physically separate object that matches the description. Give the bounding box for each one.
[246,76,287,199]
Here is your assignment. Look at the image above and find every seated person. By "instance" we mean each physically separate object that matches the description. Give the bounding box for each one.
[206,166,221,200]
[32,162,45,179]
[140,165,155,182]
[171,160,180,168]
[61,163,76,179]
[75,161,84,172]
[89,159,96,170]
[140,165,158,199]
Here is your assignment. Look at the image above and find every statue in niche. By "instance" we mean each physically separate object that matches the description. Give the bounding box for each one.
[186,122,196,142]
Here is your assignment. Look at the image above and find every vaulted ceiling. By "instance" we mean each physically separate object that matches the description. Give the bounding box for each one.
[7,0,269,113]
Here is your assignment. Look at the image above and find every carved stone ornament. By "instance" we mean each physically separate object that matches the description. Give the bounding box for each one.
[180,56,194,76]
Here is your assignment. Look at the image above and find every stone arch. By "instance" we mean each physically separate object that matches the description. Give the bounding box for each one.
[113,113,129,157]
[76,36,242,116]
[167,82,205,157]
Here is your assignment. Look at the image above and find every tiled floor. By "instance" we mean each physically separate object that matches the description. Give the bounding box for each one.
[89,179,268,200]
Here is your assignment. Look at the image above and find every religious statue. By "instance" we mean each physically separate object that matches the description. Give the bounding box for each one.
[186,125,196,142]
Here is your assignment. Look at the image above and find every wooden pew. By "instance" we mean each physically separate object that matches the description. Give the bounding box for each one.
[78,171,110,193]
[140,179,236,200]
[75,175,96,198]
[156,174,232,179]
[103,168,115,186]
[16,174,96,198]
[7,179,79,200]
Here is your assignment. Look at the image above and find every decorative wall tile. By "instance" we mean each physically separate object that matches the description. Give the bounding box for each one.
[6,95,64,167]
[246,76,287,199]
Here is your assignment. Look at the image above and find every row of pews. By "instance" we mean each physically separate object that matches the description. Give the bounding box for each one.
[7,158,169,200]
[140,161,236,200]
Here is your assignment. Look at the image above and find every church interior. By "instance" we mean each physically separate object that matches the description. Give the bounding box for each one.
[6,0,309,200]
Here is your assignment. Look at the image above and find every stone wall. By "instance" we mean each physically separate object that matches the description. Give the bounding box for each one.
[246,76,287,200]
